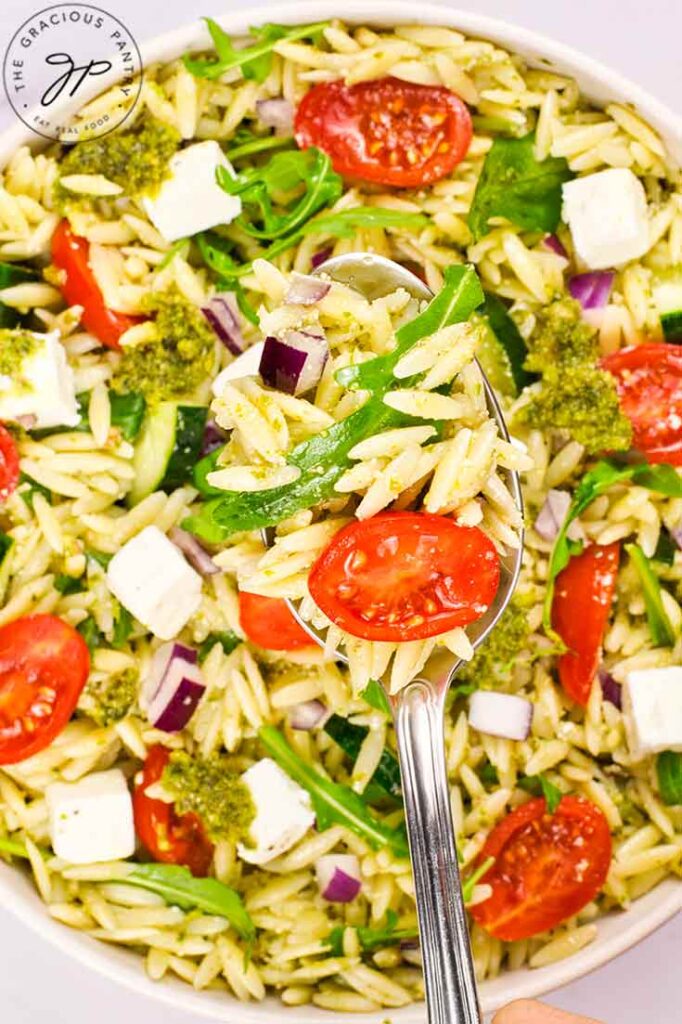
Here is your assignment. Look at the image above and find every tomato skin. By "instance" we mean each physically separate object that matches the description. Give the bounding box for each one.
[133,745,214,877]
[552,542,620,706]
[51,219,141,350]
[602,344,682,464]
[0,424,20,501]
[308,512,500,642]
[294,77,473,188]
[238,592,316,651]
[0,615,90,765]
[470,796,612,941]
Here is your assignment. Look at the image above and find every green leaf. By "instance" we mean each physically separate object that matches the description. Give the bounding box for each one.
[323,714,402,803]
[225,130,294,162]
[467,133,574,242]
[111,606,133,648]
[656,750,682,805]
[77,616,103,653]
[652,530,677,566]
[53,573,82,596]
[519,774,563,814]
[302,206,429,240]
[0,836,31,859]
[482,293,536,394]
[198,630,242,663]
[123,863,254,940]
[86,548,112,570]
[184,19,330,82]
[157,238,190,271]
[360,680,391,716]
[336,264,484,392]
[461,856,495,902]
[625,543,676,647]
[259,726,408,857]
[18,472,52,509]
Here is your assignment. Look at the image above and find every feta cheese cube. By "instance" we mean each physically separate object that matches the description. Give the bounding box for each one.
[622,666,682,758]
[142,141,242,242]
[0,330,79,429]
[237,758,315,865]
[46,769,135,864]
[561,168,650,270]
[211,342,264,396]
[106,525,202,640]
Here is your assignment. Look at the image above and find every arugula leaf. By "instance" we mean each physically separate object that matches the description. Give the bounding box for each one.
[54,574,83,596]
[323,714,402,803]
[109,391,146,442]
[302,206,429,240]
[77,616,103,653]
[482,292,536,394]
[225,129,294,162]
[656,751,682,805]
[542,459,682,632]
[519,773,563,814]
[360,680,391,716]
[625,543,676,647]
[259,726,408,857]
[121,863,254,940]
[468,133,574,241]
[19,472,52,509]
[184,19,330,82]
[336,264,484,392]
[111,606,133,648]
[86,548,112,570]
[157,238,190,271]
[198,630,242,663]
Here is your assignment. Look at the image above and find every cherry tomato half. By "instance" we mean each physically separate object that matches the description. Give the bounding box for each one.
[294,77,473,188]
[602,343,682,465]
[51,219,142,350]
[552,542,620,707]
[470,796,612,941]
[308,512,500,642]
[0,615,90,765]
[238,592,316,651]
[0,424,19,502]
[133,745,214,876]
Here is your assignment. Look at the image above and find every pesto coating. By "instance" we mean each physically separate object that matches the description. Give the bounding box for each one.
[455,601,530,691]
[112,285,216,402]
[83,669,138,726]
[56,119,180,199]
[163,751,255,843]
[0,328,38,382]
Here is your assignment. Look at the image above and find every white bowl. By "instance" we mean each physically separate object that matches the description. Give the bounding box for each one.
[0,3,680,1018]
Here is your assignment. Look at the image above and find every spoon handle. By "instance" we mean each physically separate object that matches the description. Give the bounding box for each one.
[394,680,482,1024]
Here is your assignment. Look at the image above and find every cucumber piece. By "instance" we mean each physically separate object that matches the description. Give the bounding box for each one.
[0,262,39,329]
[193,447,227,498]
[482,293,536,394]
[324,714,402,804]
[0,531,13,603]
[129,402,207,506]
[653,269,682,342]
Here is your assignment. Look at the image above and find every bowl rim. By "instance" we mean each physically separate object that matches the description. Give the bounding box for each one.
[0,3,680,1020]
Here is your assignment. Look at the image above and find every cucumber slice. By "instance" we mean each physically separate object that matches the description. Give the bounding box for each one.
[482,293,536,395]
[653,269,682,342]
[129,402,207,506]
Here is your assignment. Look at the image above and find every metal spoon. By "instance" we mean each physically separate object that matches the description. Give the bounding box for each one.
[267,253,524,1024]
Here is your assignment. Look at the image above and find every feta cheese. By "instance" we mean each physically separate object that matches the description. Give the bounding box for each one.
[211,342,264,397]
[46,769,135,864]
[237,758,315,865]
[106,525,202,640]
[561,168,650,270]
[622,666,682,758]
[142,141,242,242]
[0,330,79,429]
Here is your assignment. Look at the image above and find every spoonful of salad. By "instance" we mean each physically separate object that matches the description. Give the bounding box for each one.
[186,252,525,1024]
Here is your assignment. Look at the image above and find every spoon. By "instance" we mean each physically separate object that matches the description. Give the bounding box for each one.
[267,253,524,1024]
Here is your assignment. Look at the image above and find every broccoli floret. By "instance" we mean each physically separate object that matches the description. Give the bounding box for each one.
[455,601,530,691]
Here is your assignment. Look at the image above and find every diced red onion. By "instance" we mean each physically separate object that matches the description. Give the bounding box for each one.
[315,854,362,903]
[285,273,331,306]
[468,691,533,741]
[200,418,227,457]
[544,234,568,259]
[400,940,422,966]
[256,97,294,135]
[141,642,205,732]
[169,526,220,577]
[289,699,330,731]
[598,668,622,709]
[15,414,37,430]
[201,294,244,355]
[569,272,615,310]
[534,489,572,542]
[311,247,332,270]
[670,526,682,550]
[259,330,328,396]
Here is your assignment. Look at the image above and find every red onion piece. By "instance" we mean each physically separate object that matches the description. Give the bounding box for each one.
[534,489,571,542]
[599,668,622,709]
[259,330,328,396]
[468,691,533,741]
[256,97,294,135]
[544,234,568,259]
[569,272,615,310]
[15,414,38,430]
[315,854,362,902]
[202,294,244,355]
[142,641,205,732]
[670,526,682,550]
[200,418,227,457]
[285,274,331,306]
[311,247,332,270]
[169,526,220,577]
[290,699,330,731]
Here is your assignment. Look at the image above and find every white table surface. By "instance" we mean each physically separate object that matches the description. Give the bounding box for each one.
[0,0,680,1020]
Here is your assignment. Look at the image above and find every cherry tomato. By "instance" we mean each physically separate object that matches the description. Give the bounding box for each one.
[470,796,612,941]
[51,219,141,350]
[0,615,90,765]
[552,542,620,706]
[294,77,473,188]
[238,592,316,651]
[0,424,19,502]
[308,512,500,642]
[602,343,682,464]
[133,745,214,876]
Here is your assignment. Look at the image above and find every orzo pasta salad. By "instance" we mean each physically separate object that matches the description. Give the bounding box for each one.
[0,16,680,1014]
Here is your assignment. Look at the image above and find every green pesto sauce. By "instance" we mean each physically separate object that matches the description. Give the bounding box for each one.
[57,118,180,199]
[163,751,255,844]
[0,328,38,379]
[455,601,530,691]
[518,298,633,454]
[84,669,138,726]
[112,285,215,402]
